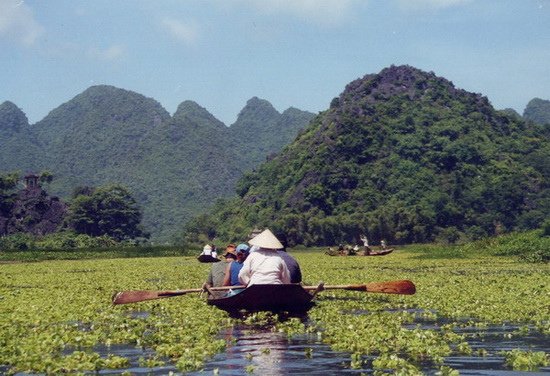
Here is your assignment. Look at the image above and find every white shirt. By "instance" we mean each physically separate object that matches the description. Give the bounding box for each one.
[238,249,291,286]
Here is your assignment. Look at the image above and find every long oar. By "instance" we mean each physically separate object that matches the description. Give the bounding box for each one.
[303,280,416,295]
[112,280,416,305]
[112,285,243,305]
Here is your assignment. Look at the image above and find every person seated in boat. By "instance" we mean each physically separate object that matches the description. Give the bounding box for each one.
[238,229,291,286]
[326,247,338,256]
[380,240,387,250]
[347,244,358,256]
[223,243,250,286]
[200,244,212,256]
[206,245,236,288]
[338,244,345,255]
[277,242,302,283]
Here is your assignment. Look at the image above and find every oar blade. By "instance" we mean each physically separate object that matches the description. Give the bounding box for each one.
[365,280,416,295]
[112,290,170,305]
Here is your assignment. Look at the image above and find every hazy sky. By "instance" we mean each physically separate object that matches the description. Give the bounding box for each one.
[1,0,549,125]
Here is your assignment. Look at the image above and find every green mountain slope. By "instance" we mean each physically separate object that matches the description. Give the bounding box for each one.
[0,101,39,173]
[32,85,171,193]
[136,100,242,240]
[523,98,550,126]
[189,65,550,246]
[0,88,313,241]
[229,97,315,170]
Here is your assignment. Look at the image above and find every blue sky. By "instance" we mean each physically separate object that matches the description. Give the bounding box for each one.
[1,0,549,125]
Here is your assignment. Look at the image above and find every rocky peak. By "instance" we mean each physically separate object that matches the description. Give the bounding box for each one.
[233,97,280,127]
[172,100,226,130]
[0,101,29,133]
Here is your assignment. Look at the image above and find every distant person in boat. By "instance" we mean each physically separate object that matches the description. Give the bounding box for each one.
[278,242,302,283]
[380,240,387,250]
[206,245,236,288]
[200,244,213,257]
[360,234,372,255]
[238,229,291,286]
[223,243,250,286]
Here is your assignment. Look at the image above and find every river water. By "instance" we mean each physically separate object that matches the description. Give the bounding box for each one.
[8,312,550,375]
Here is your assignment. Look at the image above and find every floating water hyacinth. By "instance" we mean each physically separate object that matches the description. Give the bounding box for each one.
[0,246,548,374]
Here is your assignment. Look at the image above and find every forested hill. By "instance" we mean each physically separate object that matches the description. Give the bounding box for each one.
[230,97,316,170]
[523,98,550,126]
[0,101,39,172]
[188,65,550,246]
[0,86,314,241]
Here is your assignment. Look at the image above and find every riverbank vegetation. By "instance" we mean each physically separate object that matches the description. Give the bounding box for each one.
[1,241,548,374]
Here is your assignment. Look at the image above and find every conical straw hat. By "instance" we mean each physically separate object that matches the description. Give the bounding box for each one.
[248,229,283,250]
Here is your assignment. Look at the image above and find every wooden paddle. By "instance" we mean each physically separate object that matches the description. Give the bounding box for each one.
[302,280,416,295]
[112,285,242,305]
[112,280,415,305]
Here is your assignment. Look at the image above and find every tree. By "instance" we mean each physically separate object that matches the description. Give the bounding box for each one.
[0,172,19,218]
[39,171,54,186]
[68,184,148,241]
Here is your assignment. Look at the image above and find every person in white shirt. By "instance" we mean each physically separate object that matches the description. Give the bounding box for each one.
[200,244,212,256]
[238,229,291,286]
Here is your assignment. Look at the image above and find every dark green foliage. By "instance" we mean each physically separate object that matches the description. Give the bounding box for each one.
[185,65,550,246]
[0,231,117,251]
[0,243,190,261]
[499,108,522,121]
[523,98,550,125]
[0,172,19,217]
[459,230,549,263]
[67,184,147,241]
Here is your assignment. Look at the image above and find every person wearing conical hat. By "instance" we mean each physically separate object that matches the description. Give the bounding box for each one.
[238,229,290,286]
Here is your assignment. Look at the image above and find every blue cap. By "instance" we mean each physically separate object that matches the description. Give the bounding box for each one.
[236,243,250,254]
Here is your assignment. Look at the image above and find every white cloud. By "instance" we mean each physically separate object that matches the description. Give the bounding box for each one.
[161,17,198,45]
[87,45,125,61]
[396,0,472,11]
[239,0,360,26]
[0,0,44,46]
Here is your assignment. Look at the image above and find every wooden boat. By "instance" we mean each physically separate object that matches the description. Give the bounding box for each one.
[362,248,394,256]
[326,248,394,256]
[197,254,220,263]
[206,284,318,313]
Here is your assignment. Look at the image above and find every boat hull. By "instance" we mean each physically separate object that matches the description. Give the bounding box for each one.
[197,254,220,263]
[363,248,394,256]
[207,284,315,313]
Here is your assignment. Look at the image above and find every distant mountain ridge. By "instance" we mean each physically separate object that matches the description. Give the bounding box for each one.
[523,98,550,126]
[0,86,315,241]
[189,65,550,246]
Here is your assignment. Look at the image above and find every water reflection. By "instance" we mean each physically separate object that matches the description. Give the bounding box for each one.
[8,309,548,375]
[189,324,367,375]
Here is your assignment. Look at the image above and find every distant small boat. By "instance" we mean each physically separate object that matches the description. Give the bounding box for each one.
[325,248,394,256]
[207,284,317,313]
[197,254,220,263]
[362,248,394,256]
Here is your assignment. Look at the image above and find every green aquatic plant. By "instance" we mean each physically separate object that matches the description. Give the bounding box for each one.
[372,354,422,375]
[0,247,548,374]
[501,349,549,371]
